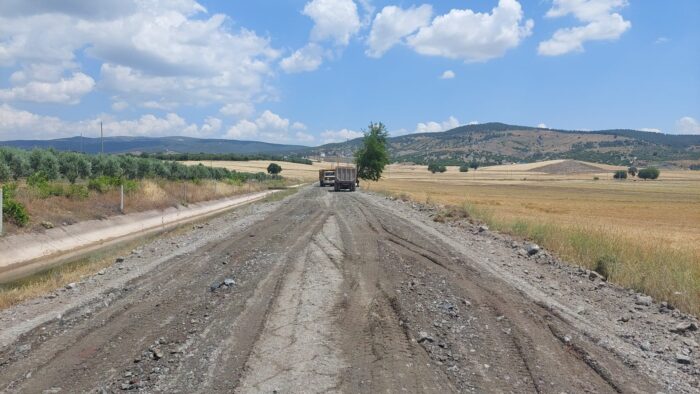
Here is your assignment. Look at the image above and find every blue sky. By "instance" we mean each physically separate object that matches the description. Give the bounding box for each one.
[0,0,698,145]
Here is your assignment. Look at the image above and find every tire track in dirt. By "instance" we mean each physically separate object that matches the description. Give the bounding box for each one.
[235,214,346,393]
[332,194,455,393]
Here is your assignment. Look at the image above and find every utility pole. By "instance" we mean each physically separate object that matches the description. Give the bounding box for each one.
[100,121,104,154]
[120,184,124,213]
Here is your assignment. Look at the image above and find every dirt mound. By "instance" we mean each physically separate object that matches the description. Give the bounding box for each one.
[530,160,606,174]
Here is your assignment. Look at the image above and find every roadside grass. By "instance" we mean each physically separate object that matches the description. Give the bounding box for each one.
[483,213,700,315]
[0,238,147,310]
[371,165,700,316]
[261,187,299,202]
[2,178,276,235]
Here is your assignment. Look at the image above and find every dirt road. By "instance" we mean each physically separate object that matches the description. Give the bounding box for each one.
[0,187,697,393]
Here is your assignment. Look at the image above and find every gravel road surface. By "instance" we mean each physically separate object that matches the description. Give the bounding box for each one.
[0,186,697,393]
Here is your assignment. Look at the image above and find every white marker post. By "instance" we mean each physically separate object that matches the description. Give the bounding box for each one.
[0,186,3,236]
[120,184,124,213]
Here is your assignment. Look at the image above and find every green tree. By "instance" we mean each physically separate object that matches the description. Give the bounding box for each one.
[267,162,282,175]
[119,155,140,179]
[469,160,480,170]
[627,166,637,177]
[102,156,123,178]
[428,163,446,173]
[0,161,10,182]
[459,164,469,172]
[355,122,390,181]
[60,152,92,183]
[10,154,30,180]
[613,170,627,179]
[137,159,154,178]
[30,150,60,180]
[190,164,211,180]
[638,167,660,180]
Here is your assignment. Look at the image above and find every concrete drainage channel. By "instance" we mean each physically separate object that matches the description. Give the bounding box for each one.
[0,186,301,283]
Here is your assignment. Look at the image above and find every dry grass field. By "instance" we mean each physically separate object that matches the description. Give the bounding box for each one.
[3,179,272,235]
[182,159,700,313]
[183,160,336,183]
[371,160,700,315]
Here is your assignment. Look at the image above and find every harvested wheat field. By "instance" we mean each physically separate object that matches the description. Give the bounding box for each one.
[369,160,700,314]
[184,160,353,182]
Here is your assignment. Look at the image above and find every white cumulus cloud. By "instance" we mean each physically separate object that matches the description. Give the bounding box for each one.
[440,70,455,79]
[366,5,433,58]
[303,0,361,46]
[0,1,280,110]
[407,0,533,62]
[0,72,94,104]
[538,0,631,56]
[280,43,325,73]
[676,116,700,134]
[415,116,460,133]
[226,110,313,143]
[0,104,220,140]
[285,0,362,73]
[320,128,364,143]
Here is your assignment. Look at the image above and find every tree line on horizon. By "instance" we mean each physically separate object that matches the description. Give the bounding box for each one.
[0,147,276,184]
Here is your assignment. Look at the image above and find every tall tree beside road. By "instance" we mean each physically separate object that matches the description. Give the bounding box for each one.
[355,122,390,182]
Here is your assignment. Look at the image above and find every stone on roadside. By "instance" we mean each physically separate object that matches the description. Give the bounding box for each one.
[65,282,77,290]
[588,271,605,281]
[635,295,653,307]
[41,221,54,229]
[671,322,698,334]
[223,278,236,287]
[640,341,652,352]
[115,257,125,263]
[676,353,692,365]
[417,331,434,343]
[526,244,540,256]
[478,225,489,233]
[152,348,164,360]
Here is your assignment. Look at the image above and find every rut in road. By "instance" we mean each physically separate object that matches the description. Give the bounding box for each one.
[0,187,664,393]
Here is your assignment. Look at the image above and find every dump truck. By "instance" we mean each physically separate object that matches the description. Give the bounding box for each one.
[319,169,335,187]
[333,166,357,192]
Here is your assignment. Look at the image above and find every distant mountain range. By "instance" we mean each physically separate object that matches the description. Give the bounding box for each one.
[0,136,306,155]
[2,123,699,166]
[309,123,700,166]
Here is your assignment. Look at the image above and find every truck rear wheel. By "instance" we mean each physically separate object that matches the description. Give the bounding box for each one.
[320,181,324,187]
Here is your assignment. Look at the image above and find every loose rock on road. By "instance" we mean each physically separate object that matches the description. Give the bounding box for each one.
[0,186,697,393]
